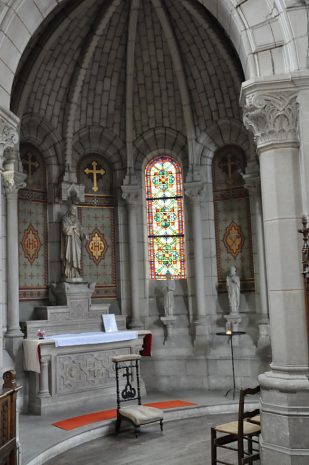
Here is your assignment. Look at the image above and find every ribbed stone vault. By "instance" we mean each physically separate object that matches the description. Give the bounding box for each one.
[11,0,244,170]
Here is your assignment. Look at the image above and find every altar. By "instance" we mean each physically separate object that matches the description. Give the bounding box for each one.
[23,331,147,415]
[22,281,150,415]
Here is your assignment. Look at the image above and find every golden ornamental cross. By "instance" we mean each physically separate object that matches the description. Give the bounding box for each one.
[220,155,239,181]
[84,161,106,193]
[23,152,39,186]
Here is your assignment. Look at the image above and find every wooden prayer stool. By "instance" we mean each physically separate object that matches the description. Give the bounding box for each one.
[112,354,163,437]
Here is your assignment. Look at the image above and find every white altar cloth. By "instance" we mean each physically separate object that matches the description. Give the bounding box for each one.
[49,331,138,347]
[23,331,139,373]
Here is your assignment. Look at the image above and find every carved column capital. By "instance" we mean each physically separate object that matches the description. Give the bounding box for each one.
[2,169,27,194]
[121,184,140,205]
[0,108,19,158]
[242,91,299,152]
[184,181,204,203]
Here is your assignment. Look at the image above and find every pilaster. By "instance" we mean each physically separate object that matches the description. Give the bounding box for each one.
[122,180,143,329]
[242,160,270,350]
[241,79,309,465]
[0,108,20,368]
[184,179,210,349]
[3,163,26,351]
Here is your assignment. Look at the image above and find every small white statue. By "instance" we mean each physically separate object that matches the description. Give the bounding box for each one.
[226,265,240,314]
[163,271,175,316]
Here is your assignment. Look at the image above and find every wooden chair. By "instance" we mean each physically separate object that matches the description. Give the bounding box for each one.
[112,354,163,437]
[211,385,261,465]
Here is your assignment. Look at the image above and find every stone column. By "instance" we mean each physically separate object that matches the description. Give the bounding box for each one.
[122,184,143,328]
[38,355,51,398]
[242,162,270,348]
[242,83,309,465]
[184,181,209,347]
[2,167,26,342]
[0,108,20,365]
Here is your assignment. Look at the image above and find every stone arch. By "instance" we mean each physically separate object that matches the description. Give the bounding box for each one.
[20,113,62,184]
[199,119,254,181]
[72,126,126,187]
[134,127,188,180]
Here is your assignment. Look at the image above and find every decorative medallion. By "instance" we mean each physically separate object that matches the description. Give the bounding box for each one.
[84,161,106,193]
[86,228,108,264]
[223,221,244,258]
[154,205,177,230]
[21,224,42,264]
[155,238,179,267]
[152,168,175,192]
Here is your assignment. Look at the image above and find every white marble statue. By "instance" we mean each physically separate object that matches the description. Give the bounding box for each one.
[61,205,88,280]
[226,265,240,314]
[163,271,175,316]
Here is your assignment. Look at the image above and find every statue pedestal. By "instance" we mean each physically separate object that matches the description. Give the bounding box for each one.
[225,314,242,347]
[160,316,177,345]
[49,281,96,319]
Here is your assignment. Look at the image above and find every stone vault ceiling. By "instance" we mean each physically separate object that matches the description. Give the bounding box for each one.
[11,0,244,167]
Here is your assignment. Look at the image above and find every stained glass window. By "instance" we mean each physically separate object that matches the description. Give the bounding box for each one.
[145,156,186,280]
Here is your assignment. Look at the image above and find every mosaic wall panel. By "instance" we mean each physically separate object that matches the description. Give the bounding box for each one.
[19,144,48,300]
[213,145,254,292]
[80,204,116,298]
[78,154,116,299]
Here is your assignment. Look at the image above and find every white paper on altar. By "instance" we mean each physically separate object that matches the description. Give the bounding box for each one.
[48,331,138,347]
[102,313,118,332]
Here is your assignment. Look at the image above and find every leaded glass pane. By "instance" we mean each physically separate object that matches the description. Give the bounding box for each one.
[146,156,186,280]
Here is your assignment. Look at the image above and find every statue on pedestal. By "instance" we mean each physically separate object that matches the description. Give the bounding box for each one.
[61,204,88,280]
[162,271,175,316]
[226,265,240,314]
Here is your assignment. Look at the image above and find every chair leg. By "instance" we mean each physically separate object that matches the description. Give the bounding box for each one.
[135,425,141,438]
[211,428,217,465]
[238,436,244,465]
[160,419,163,432]
[115,415,121,434]
[247,436,253,465]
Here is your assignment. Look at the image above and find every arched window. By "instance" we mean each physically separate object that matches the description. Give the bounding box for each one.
[145,156,186,280]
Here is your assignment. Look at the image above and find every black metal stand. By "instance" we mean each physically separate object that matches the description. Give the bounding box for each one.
[216,331,246,400]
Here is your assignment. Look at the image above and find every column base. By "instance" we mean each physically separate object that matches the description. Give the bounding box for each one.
[5,333,24,358]
[193,319,211,353]
[128,319,144,329]
[259,370,309,465]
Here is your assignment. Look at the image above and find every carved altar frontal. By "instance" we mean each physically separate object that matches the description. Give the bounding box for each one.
[57,348,128,394]
[27,339,144,415]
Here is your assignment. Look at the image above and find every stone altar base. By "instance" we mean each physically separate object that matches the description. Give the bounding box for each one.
[22,280,148,415]
[28,337,145,415]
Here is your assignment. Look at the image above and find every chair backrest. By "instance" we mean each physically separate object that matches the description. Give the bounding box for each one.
[238,385,260,434]
[112,354,142,410]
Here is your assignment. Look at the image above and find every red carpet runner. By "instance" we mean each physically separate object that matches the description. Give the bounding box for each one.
[53,400,197,431]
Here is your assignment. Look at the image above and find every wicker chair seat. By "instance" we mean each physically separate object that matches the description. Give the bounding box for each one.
[214,420,260,436]
[119,405,163,425]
